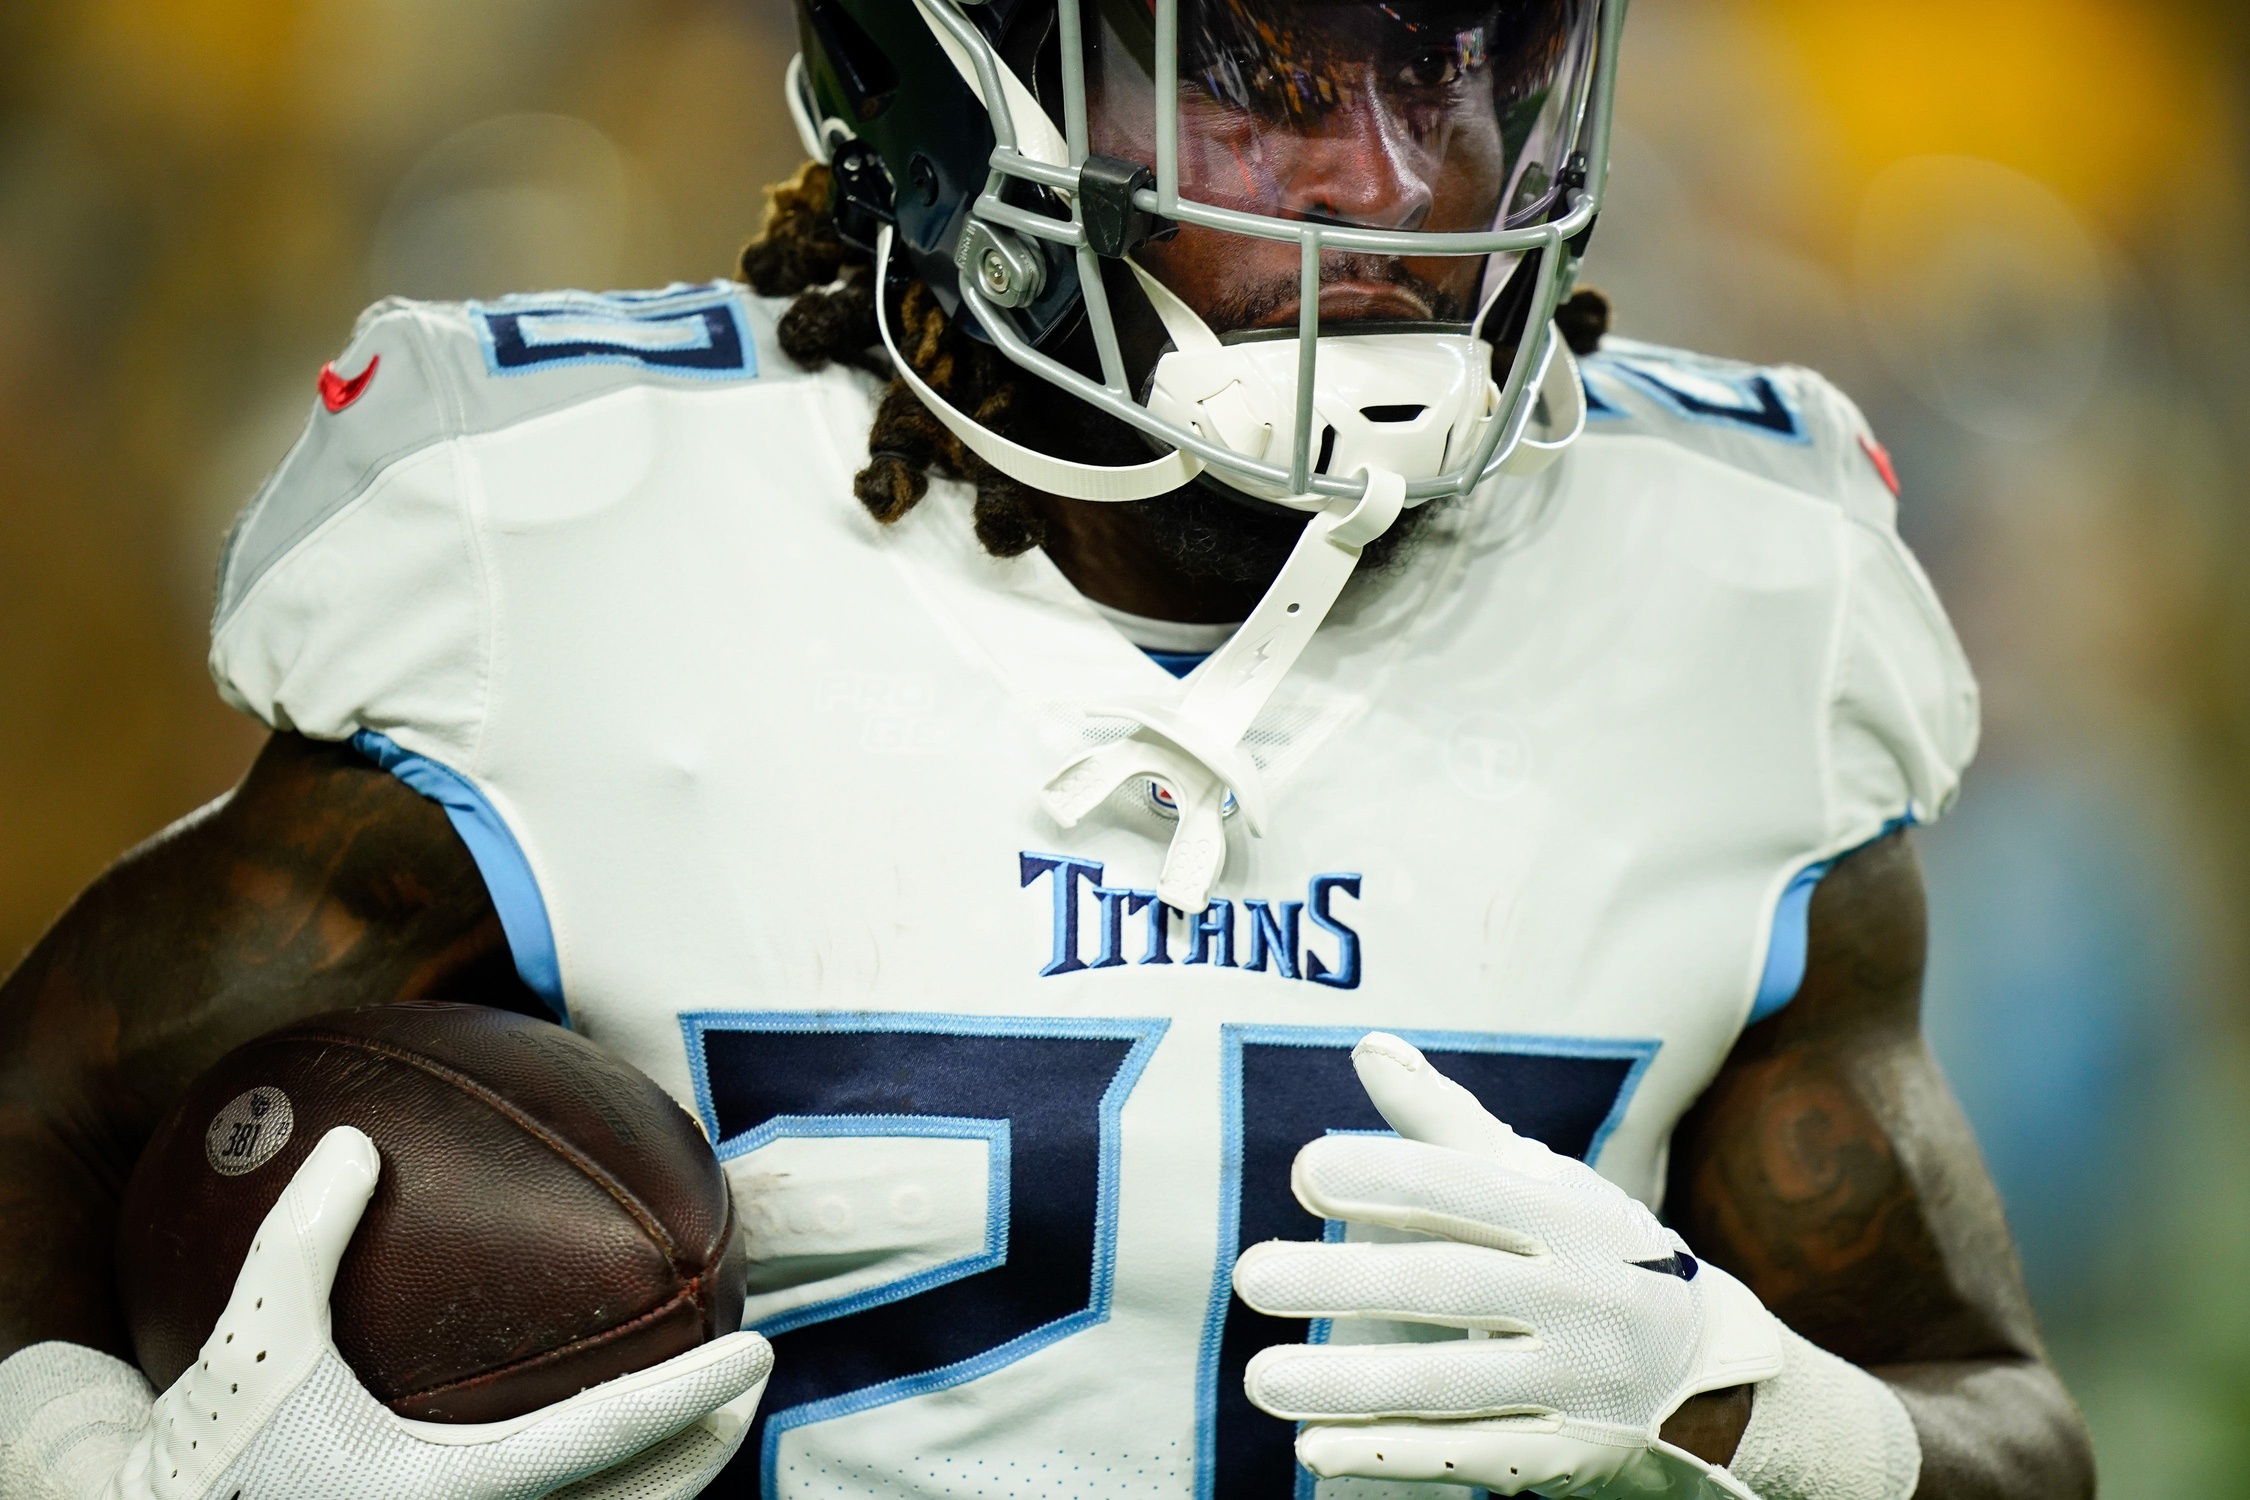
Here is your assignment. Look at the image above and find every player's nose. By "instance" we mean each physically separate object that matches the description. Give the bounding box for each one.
[1278,72,1435,232]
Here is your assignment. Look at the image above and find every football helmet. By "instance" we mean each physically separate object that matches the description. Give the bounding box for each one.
[789,0,1626,908]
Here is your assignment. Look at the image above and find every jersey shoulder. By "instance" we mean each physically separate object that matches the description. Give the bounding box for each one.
[214,281,801,631]
[1575,336,1901,526]
[1566,337,1978,832]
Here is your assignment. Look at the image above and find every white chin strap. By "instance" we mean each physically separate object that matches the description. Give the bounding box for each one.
[873,224,1581,911]
[875,228,1203,501]
[1044,469,1405,911]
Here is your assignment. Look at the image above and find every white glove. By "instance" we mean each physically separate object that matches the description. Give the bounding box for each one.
[1233,1033,1789,1498]
[0,1126,773,1500]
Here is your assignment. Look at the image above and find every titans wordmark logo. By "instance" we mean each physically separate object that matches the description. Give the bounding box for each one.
[1019,852,1363,989]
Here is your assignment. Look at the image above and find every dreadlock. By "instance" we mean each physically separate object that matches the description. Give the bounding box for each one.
[736,160,1612,558]
[738,162,1049,557]
[1555,285,1610,358]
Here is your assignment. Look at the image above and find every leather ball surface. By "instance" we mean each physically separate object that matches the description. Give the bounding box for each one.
[116,1002,747,1423]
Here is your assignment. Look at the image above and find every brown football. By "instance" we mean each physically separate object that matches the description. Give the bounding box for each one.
[115,1002,747,1423]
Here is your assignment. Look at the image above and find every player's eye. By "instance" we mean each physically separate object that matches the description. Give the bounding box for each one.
[1396,50,1462,89]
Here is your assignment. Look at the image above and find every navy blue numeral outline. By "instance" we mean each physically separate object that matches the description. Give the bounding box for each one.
[1581,364,1630,421]
[1592,354,1809,444]
[678,1010,1168,1498]
[1196,1023,1661,1500]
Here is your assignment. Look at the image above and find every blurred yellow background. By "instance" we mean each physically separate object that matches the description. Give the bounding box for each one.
[1,0,2245,1490]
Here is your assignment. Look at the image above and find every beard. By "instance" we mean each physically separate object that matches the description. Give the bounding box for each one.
[1123,479,1445,585]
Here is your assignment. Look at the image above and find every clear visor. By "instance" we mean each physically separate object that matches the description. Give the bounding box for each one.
[1085,0,1598,331]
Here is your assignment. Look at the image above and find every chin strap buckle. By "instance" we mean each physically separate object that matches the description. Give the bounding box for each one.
[829,139,897,256]
[1043,470,1408,913]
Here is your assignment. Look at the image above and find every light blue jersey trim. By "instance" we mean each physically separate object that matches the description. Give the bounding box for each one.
[1750,862,1829,1026]
[1581,364,1631,420]
[1749,815,1918,1025]
[720,1113,1013,1338]
[1196,1023,1660,1500]
[348,731,565,1022]
[676,1009,1168,1497]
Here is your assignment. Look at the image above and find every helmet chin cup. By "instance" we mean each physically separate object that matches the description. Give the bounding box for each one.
[1147,334,1501,506]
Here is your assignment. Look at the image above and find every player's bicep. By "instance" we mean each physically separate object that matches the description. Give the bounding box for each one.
[2,730,528,1200]
[117,733,539,1091]
[1665,830,2044,1370]
[0,731,528,1355]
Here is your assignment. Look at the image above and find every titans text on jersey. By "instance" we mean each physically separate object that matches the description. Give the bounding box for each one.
[207,282,1975,1500]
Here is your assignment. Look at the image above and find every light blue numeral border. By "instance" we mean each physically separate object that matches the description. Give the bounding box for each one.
[1196,1023,1661,1500]
[677,1009,1169,1498]
[719,1112,1012,1339]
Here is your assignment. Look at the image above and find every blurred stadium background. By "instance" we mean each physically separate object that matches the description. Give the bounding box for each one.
[1,0,2245,1489]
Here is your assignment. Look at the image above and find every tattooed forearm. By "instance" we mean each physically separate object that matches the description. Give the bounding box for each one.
[0,733,527,1358]
[1667,831,2092,1497]
[1679,1052,1991,1363]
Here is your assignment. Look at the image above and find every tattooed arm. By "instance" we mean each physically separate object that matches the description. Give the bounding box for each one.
[0,732,535,1360]
[1657,830,2094,1497]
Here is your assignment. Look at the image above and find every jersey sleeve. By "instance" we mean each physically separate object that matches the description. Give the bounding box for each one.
[1824,472,1981,844]
[208,298,489,766]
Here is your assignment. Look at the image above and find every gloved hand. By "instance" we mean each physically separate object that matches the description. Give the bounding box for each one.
[1232,1033,1911,1499]
[0,1126,772,1500]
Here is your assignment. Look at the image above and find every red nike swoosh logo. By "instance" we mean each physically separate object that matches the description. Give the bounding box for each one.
[319,354,380,414]
[1858,431,1900,497]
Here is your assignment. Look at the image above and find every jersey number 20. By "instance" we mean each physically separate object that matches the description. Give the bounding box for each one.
[682,1013,1653,1499]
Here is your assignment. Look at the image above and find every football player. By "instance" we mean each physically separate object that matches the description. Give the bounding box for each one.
[0,0,2096,1497]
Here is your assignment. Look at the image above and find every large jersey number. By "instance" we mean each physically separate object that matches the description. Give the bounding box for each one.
[1585,351,1808,442]
[1197,1025,1658,1500]
[681,1011,1167,1499]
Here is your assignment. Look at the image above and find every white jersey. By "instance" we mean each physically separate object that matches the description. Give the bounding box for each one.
[210,282,1976,1500]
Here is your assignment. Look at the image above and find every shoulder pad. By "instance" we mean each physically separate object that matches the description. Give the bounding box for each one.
[1577,338,1899,524]
[216,283,789,628]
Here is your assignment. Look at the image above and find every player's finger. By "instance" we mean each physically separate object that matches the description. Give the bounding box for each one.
[1289,1133,1548,1254]
[199,1125,380,1372]
[1243,1338,1551,1423]
[165,1126,383,1496]
[1233,1239,1544,1332]
[1353,1034,1505,1152]
[477,1331,773,1488]
[1352,1034,1562,1179]
[273,1126,383,1293]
